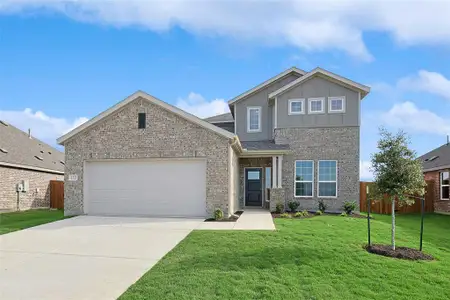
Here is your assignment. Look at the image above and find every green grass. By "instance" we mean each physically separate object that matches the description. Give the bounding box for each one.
[0,209,65,235]
[120,214,450,300]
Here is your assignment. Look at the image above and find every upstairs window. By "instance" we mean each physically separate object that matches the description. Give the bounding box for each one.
[328,96,345,113]
[288,99,305,115]
[138,113,146,129]
[247,107,261,132]
[441,171,449,200]
[308,98,324,114]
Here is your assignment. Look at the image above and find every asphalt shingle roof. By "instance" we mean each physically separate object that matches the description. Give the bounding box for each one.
[203,112,234,123]
[241,140,290,151]
[418,143,450,171]
[0,120,64,173]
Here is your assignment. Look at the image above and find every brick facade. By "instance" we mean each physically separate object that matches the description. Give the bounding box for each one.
[0,166,63,210]
[424,170,450,213]
[274,127,359,212]
[64,96,231,217]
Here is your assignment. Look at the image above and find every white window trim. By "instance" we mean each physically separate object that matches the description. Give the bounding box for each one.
[288,99,305,115]
[440,171,449,200]
[308,97,325,114]
[294,160,314,198]
[317,160,338,198]
[328,96,346,113]
[247,106,262,133]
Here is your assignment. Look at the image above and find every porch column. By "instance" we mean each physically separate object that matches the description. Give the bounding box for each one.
[272,156,277,188]
[277,155,283,188]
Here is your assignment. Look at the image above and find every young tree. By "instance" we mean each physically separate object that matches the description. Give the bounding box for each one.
[370,128,426,250]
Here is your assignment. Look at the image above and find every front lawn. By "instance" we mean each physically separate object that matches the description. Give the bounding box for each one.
[0,209,65,235]
[120,214,450,300]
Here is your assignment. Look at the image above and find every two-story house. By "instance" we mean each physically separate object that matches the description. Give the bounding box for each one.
[58,67,370,217]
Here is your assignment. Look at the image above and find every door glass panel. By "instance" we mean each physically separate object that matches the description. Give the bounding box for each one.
[247,171,260,180]
[265,167,271,188]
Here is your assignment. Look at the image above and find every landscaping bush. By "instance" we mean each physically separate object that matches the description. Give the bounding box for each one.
[318,200,327,213]
[279,213,291,218]
[315,210,323,215]
[342,201,357,215]
[294,212,304,218]
[214,209,224,220]
[340,212,347,217]
[275,202,284,214]
[287,201,300,212]
[302,210,309,217]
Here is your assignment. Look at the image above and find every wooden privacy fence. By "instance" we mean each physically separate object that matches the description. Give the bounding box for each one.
[360,181,435,214]
[50,180,64,209]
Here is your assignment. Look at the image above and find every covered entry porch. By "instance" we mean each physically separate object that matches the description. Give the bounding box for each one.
[238,141,290,211]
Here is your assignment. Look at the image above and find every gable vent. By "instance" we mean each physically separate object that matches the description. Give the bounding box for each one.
[0,148,8,153]
[34,155,43,161]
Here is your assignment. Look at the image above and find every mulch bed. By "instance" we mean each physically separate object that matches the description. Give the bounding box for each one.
[271,212,370,219]
[365,244,434,260]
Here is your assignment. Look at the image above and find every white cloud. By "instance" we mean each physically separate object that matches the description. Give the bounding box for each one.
[360,160,373,181]
[2,1,450,61]
[0,108,88,146]
[398,70,450,101]
[380,102,450,136]
[175,92,229,118]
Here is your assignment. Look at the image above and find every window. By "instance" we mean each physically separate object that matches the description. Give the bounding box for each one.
[328,96,345,113]
[441,171,449,200]
[288,99,305,115]
[247,107,261,132]
[138,113,146,129]
[318,160,337,197]
[308,98,324,114]
[265,167,272,188]
[294,160,314,197]
[247,170,260,180]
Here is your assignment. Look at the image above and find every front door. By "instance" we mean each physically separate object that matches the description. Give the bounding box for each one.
[245,168,262,206]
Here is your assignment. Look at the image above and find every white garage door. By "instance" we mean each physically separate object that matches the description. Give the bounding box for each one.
[84,159,207,217]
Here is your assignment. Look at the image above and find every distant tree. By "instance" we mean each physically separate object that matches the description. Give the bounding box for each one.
[370,128,426,250]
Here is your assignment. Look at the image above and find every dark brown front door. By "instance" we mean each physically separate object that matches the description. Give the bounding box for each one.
[245,168,262,206]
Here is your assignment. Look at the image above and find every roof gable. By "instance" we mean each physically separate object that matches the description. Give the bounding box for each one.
[0,121,64,173]
[57,91,235,145]
[269,67,370,99]
[228,67,306,105]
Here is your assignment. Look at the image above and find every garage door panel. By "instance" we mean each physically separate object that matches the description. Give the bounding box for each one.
[85,160,207,217]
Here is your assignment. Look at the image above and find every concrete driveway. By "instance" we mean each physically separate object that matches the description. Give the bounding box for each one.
[0,216,204,300]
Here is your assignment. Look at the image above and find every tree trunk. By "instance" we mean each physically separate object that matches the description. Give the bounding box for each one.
[391,198,396,250]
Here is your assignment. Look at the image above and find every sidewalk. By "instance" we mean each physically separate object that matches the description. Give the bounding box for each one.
[196,208,275,230]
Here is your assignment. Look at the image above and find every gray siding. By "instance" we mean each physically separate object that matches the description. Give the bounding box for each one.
[235,74,300,141]
[276,77,360,128]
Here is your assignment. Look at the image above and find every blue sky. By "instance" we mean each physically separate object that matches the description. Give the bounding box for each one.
[1,1,450,180]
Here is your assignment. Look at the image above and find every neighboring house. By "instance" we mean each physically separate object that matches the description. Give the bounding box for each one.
[0,121,64,210]
[419,143,450,213]
[58,66,370,217]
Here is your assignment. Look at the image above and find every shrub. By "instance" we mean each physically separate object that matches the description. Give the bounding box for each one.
[318,200,327,213]
[214,209,224,220]
[294,212,304,218]
[342,201,357,215]
[287,201,300,212]
[302,210,309,217]
[279,213,291,218]
[340,212,347,217]
[315,210,323,215]
[275,202,284,214]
